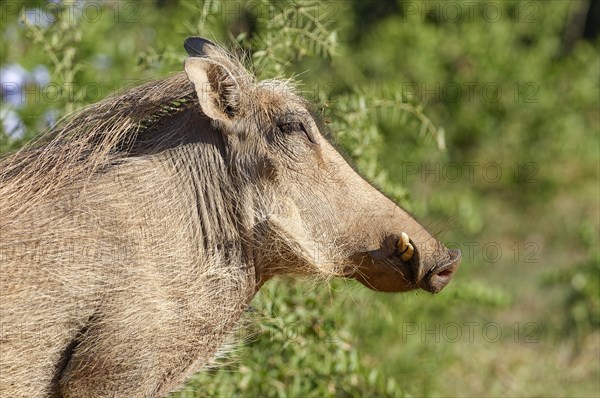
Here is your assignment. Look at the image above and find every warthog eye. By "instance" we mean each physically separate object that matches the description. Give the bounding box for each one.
[278,121,316,144]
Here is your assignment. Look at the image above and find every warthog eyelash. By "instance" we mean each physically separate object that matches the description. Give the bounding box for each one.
[277,122,316,144]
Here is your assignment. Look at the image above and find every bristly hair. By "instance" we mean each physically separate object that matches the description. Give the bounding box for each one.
[0,42,256,216]
[0,73,197,212]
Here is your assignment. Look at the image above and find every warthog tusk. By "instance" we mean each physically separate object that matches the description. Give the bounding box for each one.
[401,244,414,261]
[397,232,415,261]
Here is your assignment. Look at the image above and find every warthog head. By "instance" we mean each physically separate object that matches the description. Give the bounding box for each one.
[184,38,460,293]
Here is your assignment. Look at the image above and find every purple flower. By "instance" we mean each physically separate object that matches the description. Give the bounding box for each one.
[0,107,25,139]
[1,63,29,108]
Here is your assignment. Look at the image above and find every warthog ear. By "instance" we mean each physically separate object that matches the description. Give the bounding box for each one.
[184,37,217,58]
[184,57,240,124]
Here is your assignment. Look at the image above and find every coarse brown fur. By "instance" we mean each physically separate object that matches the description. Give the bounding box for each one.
[0,38,460,397]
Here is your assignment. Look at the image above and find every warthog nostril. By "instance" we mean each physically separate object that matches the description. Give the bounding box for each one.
[422,249,461,294]
[436,269,454,278]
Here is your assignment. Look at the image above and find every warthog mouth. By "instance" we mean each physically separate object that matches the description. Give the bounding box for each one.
[419,249,462,294]
[390,234,461,294]
[363,234,461,293]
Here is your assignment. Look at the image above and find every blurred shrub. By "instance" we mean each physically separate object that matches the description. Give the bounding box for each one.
[173,280,406,397]
[542,239,600,346]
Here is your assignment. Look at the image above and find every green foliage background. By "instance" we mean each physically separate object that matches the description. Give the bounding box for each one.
[1,0,598,396]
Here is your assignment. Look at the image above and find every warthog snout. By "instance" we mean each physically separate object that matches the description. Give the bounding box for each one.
[362,232,461,294]
[420,248,461,294]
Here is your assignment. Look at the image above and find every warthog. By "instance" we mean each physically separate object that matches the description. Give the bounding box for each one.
[0,38,461,397]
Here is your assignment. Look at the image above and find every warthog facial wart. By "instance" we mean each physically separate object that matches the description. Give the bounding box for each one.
[0,37,460,397]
